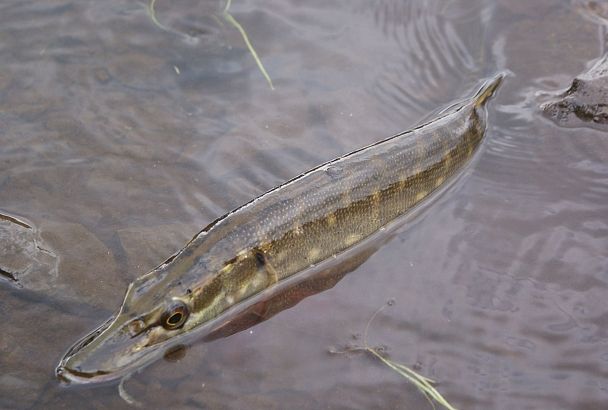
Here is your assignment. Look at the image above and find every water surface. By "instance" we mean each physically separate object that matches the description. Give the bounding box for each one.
[1,0,607,409]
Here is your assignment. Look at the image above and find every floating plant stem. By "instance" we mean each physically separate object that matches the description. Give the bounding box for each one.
[367,348,458,410]
[147,0,172,33]
[145,0,274,89]
[222,0,275,90]
[331,301,458,410]
[118,372,143,408]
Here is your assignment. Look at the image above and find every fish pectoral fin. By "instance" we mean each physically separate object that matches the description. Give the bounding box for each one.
[264,257,280,285]
[254,249,280,285]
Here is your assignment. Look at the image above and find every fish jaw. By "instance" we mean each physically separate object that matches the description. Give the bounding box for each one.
[56,313,166,385]
[55,256,206,385]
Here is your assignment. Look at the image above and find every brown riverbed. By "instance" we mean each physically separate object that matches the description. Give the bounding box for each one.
[1,0,607,409]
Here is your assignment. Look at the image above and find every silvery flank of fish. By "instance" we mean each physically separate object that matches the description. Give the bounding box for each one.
[56,73,504,384]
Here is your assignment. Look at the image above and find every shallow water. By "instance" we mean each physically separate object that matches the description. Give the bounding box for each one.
[1,0,607,409]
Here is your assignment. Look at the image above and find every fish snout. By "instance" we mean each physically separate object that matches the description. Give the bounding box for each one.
[55,362,111,385]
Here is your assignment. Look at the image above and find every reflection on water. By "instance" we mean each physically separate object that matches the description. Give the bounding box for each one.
[1,0,607,409]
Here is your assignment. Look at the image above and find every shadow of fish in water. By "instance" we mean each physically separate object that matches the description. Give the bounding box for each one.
[56,72,504,385]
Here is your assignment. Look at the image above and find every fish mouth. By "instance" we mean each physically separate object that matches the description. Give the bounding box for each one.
[56,365,113,385]
[56,346,158,386]
[56,316,119,385]
[61,316,116,359]
[56,315,159,386]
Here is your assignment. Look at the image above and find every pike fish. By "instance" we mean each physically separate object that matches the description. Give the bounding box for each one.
[57,73,503,384]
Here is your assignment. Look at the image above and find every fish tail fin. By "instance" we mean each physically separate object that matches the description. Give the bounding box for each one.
[473,72,507,108]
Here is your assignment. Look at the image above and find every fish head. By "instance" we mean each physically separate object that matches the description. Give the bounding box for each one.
[56,263,204,385]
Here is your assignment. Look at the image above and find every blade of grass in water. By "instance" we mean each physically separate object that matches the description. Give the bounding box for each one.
[146,0,274,90]
[367,349,458,410]
[331,301,459,410]
[222,0,274,90]
[147,0,172,33]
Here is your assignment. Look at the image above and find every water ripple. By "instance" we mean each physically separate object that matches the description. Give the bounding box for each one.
[359,0,491,123]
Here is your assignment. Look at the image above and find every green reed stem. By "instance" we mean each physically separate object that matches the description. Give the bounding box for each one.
[146,0,274,90]
[331,301,459,410]
[222,0,274,90]
[147,0,172,33]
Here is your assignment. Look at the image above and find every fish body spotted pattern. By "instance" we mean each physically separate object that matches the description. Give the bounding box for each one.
[56,74,503,384]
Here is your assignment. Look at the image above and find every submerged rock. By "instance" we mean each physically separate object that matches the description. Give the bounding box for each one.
[0,213,58,289]
[575,0,608,25]
[542,55,608,130]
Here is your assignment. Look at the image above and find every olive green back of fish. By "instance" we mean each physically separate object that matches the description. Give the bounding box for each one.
[90,74,504,333]
[170,73,504,326]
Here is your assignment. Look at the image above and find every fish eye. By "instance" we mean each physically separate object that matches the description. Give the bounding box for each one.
[161,300,189,330]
